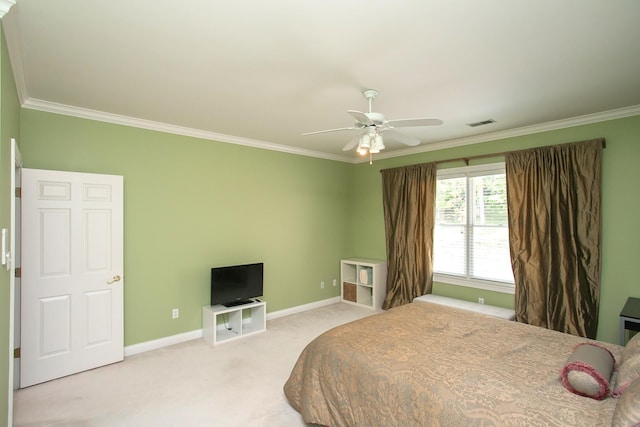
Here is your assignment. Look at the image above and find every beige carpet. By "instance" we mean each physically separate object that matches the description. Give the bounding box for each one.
[13,302,378,427]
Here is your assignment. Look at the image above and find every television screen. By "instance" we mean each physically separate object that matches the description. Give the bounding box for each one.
[211,262,263,307]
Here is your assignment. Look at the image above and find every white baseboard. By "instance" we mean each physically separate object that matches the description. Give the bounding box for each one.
[123,296,342,357]
[124,329,203,357]
[265,296,341,320]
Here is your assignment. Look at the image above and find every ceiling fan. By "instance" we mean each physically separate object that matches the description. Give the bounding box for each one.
[303,89,443,157]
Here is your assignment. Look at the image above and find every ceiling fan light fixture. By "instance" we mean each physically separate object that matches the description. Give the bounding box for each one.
[357,134,371,155]
[369,134,385,154]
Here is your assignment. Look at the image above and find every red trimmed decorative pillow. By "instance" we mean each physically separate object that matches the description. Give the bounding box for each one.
[561,342,615,400]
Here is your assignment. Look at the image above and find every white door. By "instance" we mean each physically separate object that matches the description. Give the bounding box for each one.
[20,169,124,387]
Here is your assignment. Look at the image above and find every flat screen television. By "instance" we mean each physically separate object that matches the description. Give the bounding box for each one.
[211,262,263,307]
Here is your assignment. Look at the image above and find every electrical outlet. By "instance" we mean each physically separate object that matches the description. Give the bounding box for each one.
[478,298,484,305]
[172,308,179,319]
[320,281,325,289]
[332,279,337,287]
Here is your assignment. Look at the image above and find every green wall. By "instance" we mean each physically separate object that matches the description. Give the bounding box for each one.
[0,22,21,425]
[350,115,640,344]
[16,109,640,349]
[19,110,352,345]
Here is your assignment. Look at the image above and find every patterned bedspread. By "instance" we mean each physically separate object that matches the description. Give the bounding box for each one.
[284,301,621,427]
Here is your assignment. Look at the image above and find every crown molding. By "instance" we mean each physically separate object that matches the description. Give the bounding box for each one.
[0,0,15,18]
[22,97,640,165]
[22,98,348,162]
[365,104,640,163]
[1,2,27,105]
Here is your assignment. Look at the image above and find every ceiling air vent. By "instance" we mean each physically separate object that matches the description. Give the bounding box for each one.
[467,119,496,127]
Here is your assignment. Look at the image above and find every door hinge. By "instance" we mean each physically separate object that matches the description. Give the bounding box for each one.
[15,187,21,198]
[15,267,21,278]
[13,347,20,358]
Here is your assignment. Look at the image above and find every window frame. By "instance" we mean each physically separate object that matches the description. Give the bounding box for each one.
[432,162,515,294]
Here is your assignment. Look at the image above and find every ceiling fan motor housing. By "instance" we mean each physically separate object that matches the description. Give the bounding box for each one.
[365,112,386,126]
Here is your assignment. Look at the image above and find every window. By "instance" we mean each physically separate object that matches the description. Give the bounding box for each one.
[433,163,514,293]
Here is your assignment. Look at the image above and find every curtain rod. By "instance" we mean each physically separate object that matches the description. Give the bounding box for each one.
[435,151,506,166]
[381,138,606,171]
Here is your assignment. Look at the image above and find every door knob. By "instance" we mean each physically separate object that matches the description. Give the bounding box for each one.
[107,275,121,284]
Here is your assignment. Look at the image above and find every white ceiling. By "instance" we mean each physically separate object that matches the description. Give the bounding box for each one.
[2,0,640,162]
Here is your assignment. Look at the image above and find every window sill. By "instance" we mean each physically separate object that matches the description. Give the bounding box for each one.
[433,274,515,295]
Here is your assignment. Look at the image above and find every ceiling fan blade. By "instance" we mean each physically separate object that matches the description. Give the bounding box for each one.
[387,117,443,127]
[384,129,421,146]
[302,126,357,136]
[347,110,374,126]
[342,136,360,151]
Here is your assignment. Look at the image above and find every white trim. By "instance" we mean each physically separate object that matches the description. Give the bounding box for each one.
[123,296,341,357]
[366,104,640,163]
[22,98,347,163]
[1,2,28,105]
[7,138,21,427]
[265,296,341,320]
[17,96,640,164]
[124,329,203,357]
[0,0,15,18]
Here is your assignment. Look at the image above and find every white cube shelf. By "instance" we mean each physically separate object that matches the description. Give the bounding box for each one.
[340,258,387,310]
[202,299,266,346]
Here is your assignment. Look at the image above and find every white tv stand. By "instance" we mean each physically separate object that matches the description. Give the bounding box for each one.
[202,299,266,346]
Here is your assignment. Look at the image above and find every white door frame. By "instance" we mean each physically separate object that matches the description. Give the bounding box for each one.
[8,138,21,426]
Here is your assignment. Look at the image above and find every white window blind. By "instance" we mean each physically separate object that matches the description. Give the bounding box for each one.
[433,163,514,291]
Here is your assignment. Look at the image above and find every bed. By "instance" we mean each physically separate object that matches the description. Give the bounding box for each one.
[284,301,631,427]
